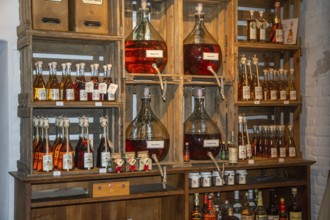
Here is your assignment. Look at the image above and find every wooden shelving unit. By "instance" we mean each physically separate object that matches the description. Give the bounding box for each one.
[11,0,315,219]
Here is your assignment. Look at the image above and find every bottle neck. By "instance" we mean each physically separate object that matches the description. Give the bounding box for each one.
[194,97,206,114]
[280,200,286,212]
[140,97,153,115]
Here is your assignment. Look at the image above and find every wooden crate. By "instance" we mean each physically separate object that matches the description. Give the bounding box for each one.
[31,0,69,31]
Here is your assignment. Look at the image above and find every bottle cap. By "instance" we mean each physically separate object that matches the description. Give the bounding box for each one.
[80,63,85,68]
[141,0,147,9]
[66,62,72,68]
[143,87,150,98]
[107,64,112,69]
[76,63,80,70]
[196,88,203,98]
[249,10,254,16]
[94,63,99,69]
[259,11,264,16]
[196,3,203,14]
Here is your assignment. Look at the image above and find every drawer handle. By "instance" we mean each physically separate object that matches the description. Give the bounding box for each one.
[84,21,101,27]
[41,17,61,24]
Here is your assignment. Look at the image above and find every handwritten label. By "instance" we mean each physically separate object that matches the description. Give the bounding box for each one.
[146,50,163,58]
[203,139,219,148]
[203,52,219,61]
[147,141,164,149]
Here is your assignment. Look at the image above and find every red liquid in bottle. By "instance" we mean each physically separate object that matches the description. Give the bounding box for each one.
[125,138,170,161]
[125,40,167,74]
[184,133,221,160]
[184,43,222,75]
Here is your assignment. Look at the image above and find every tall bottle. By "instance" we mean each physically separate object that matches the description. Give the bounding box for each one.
[238,116,247,160]
[33,61,47,101]
[257,11,269,42]
[252,56,263,101]
[228,131,238,165]
[241,55,250,101]
[37,117,53,172]
[266,189,279,220]
[184,89,222,160]
[47,62,60,101]
[74,63,81,101]
[241,192,254,220]
[279,198,288,220]
[97,116,113,168]
[76,116,94,170]
[263,69,270,101]
[58,117,75,171]
[126,87,170,161]
[288,69,297,101]
[269,126,278,158]
[223,208,239,220]
[278,125,286,158]
[191,193,203,220]
[59,63,67,101]
[233,191,242,219]
[251,125,259,157]
[248,190,257,211]
[255,191,267,220]
[78,63,87,101]
[53,116,64,169]
[64,62,75,101]
[213,192,222,219]
[204,193,217,220]
[247,10,257,42]
[33,117,44,170]
[263,126,270,158]
[286,125,297,158]
[222,200,232,218]
[243,116,252,159]
[32,117,40,165]
[270,0,283,43]
[278,69,287,101]
[125,0,167,74]
[92,64,100,101]
[269,69,278,101]
[256,125,264,157]
[183,3,222,75]
[288,188,302,220]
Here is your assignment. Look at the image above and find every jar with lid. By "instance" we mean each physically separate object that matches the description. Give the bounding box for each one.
[212,171,223,186]
[235,170,247,185]
[189,172,201,188]
[200,172,212,187]
[224,170,235,185]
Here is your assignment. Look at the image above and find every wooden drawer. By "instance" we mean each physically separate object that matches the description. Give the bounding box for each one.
[32,0,69,31]
[69,0,109,34]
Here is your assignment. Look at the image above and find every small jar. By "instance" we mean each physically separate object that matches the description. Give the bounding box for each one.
[225,170,235,185]
[189,172,201,188]
[236,170,247,185]
[212,171,223,186]
[200,172,212,187]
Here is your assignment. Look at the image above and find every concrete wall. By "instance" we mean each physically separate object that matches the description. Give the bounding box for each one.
[300,0,330,219]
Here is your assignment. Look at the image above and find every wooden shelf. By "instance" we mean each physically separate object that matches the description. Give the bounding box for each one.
[24,101,123,109]
[234,100,302,107]
[237,41,301,52]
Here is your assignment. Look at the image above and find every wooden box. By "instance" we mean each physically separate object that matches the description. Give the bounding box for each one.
[90,181,130,198]
[69,0,109,34]
[31,0,69,31]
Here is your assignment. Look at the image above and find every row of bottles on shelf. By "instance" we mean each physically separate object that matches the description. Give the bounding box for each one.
[238,55,297,102]
[191,188,302,220]
[33,61,118,102]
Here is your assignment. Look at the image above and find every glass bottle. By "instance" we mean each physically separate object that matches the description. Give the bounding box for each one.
[58,117,75,171]
[287,125,297,158]
[97,116,113,168]
[233,191,242,219]
[76,116,94,170]
[243,116,252,159]
[183,3,222,75]
[213,192,222,219]
[263,126,270,158]
[59,63,67,101]
[125,0,167,74]
[74,63,81,101]
[248,190,257,211]
[33,117,44,171]
[267,189,279,220]
[86,64,98,101]
[257,11,269,42]
[241,192,254,220]
[247,59,254,100]
[223,208,239,220]
[270,0,283,43]
[102,64,113,101]
[288,188,302,220]
[263,69,270,101]
[191,193,203,220]
[47,62,60,101]
[288,69,297,101]
[278,69,287,101]
[269,69,278,101]
[255,191,267,220]
[238,60,244,101]
[238,116,247,160]
[184,88,222,160]
[252,56,263,101]
[184,142,190,162]
[278,125,286,158]
[37,117,53,172]
[228,131,238,165]
[78,63,87,101]
[33,61,47,101]
[256,125,264,157]
[222,200,232,218]
[202,193,209,215]
[241,55,250,101]
[283,70,290,100]
[92,64,101,101]
[251,125,258,157]
[53,116,64,169]
[247,10,257,42]
[204,193,217,220]
[32,117,40,166]
[64,62,75,101]
[126,87,170,161]
[269,126,278,158]
[279,198,288,220]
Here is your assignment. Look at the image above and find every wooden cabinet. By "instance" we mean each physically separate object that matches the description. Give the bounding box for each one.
[11,0,315,219]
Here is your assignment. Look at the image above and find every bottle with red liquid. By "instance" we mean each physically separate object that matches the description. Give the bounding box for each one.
[125,0,167,74]
[183,3,222,75]
[78,63,87,101]
[58,117,75,171]
[184,89,222,160]
[97,116,113,168]
[125,87,170,161]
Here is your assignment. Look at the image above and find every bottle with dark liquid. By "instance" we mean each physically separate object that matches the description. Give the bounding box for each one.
[74,63,81,101]
[58,117,75,171]
[64,62,75,101]
[288,188,302,220]
[76,116,94,170]
[92,64,100,101]
[263,126,270,158]
[270,0,283,44]
[241,55,250,101]
[126,87,170,161]
[251,125,258,157]
[183,3,222,75]
[125,0,167,74]
[184,89,221,160]
[78,63,87,101]
[279,198,288,220]
[241,192,254,220]
[263,69,270,101]
[269,126,278,158]
[190,193,203,220]
[33,61,47,101]
[238,115,247,160]
[257,125,264,157]
[255,191,267,220]
[267,189,279,219]
[204,193,216,220]
[223,208,239,220]
[97,116,112,168]
[278,125,286,158]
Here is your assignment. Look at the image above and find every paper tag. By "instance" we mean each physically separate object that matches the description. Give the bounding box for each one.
[99,168,107,174]
[95,102,102,107]
[107,83,118,94]
[279,158,285,163]
[84,153,93,169]
[85,82,94,93]
[42,155,53,172]
[284,101,290,105]
[92,90,100,101]
[82,0,102,5]
[254,100,260,105]
[53,171,61,176]
[63,153,73,170]
[98,83,107,94]
[101,152,111,167]
[203,139,219,147]
[79,90,87,101]
[56,101,64,106]
[147,141,164,149]
[66,89,75,100]
[248,159,254,164]
[203,52,219,61]
[146,50,163,58]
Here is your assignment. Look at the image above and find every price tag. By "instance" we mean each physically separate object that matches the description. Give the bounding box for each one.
[283,101,289,105]
[85,81,94,93]
[53,171,61,177]
[279,158,285,163]
[248,159,255,164]
[254,101,260,105]
[95,102,102,107]
[56,101,64,106]
[99,168,107,174]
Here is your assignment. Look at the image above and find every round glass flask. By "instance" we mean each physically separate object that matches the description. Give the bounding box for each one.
[125,87,170,161]
[184,89,222,160]
[125,0,168,74]
[183,3,222,75]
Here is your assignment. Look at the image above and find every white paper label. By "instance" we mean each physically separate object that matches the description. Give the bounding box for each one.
[38,88,47,100]
[66,89,75,100]
[280,90,287,100]
[147,141,164,149]
[92,90,100,101]
[239,145,247,159]
[279,147,286,158]
[101,152,111,167]
[82,0,102,5]
[42,154,53,172]
[290,91,297,100]
[84,152,93,169]
[228,148,238,164]
[63,153,73,170]
[85,81,94,93]
[254,100,260,105]
[95,102,102,107]
[98,83,107,94]
[248,159,255,164]
[243,86,251,100]
[249,24,257,40]
[203,52,219,61]
[107,84,118,101]
[56,101,64,106]
[99,168,107,174]
[260,29,266,41]
[289,147,296,157]
[146,50,163,58]
[50,89,60,101]
[255,87,263,100]
[276,29,283,43]
[53,171,61,176]
[284,101,290,105]
[279,158,285,163]
[79,90,87,101]
[270,90,277,100]
[246,144,252,158]
[271,148,277,158]
[203,139,219,148]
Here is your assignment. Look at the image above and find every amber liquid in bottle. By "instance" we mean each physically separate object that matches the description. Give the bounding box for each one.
[247,10,257,42]
[59,63,67,101]
[58,119,75,171]
[37,120,53,172]
[47,62,60,101]
[33,61,47,101]
[270,1,283,43]
[64,63,75,101]
[289,188,302,220]
[53,118,64,169]
[78,63,87,101]
[191,193,203,220]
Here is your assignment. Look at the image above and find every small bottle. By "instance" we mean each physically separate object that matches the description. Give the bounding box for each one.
[288,69,297,101]
[53,116,64,169]
[243,116,252,159]
[202,193,209,215]
[267,189,279,219]
[97,117,113,168]
[269,69,278,101]
[58,117,75,171]
[270,0,283,43]
[238,116,247,160]
[252,55,263,101]
[233,191,242,219]
[247,10,257,42]
[64,62,75,101]
[241,191,254,220]
[279,198,288,220]
[251,125,259,157]
[288,188,302,220]
[213,192,222,218]
[191,193,203,220]
[278,125,286,158]
[248,189,257,211]
[287,125,297,158]
[33,61,47,101]
[78,63,87,101]
[241,55,251,101]
[184,142,190,162]
[269,126,278,158]
[255,191,267,220]
[257,11,269,42]
[228,131,238,165]
[92,64,101,101]
[223,208,239,220]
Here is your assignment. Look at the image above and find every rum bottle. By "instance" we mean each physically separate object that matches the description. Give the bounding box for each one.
[78,63,87,101]
[47,62,60,101]
[279,198,288,220]
[126,87,170,161]
[125,0,167,74]
[242,192,254,220]
[288,188,302,220]
[238,116,247,160]
[247,10,257,42]
[278,125,286,158]
[286,125,297,158]
[257,11,269,42]
[191,193,203,220]
[58,117,75,171]
[64,62,75,101]
[204,194,217,220]
[53,116,64,169]
[97,116,113,168]
[270,0,283,44]
[288,69,297,101]
[37,117,53,172]
[183,89,222,160]
[228,131,238,165]
[233,191,242,219]
[266,189,279,220]
[255,191,267,220]
[183,3,222,75]
[223,208,239,220]
[33,61,47,101]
